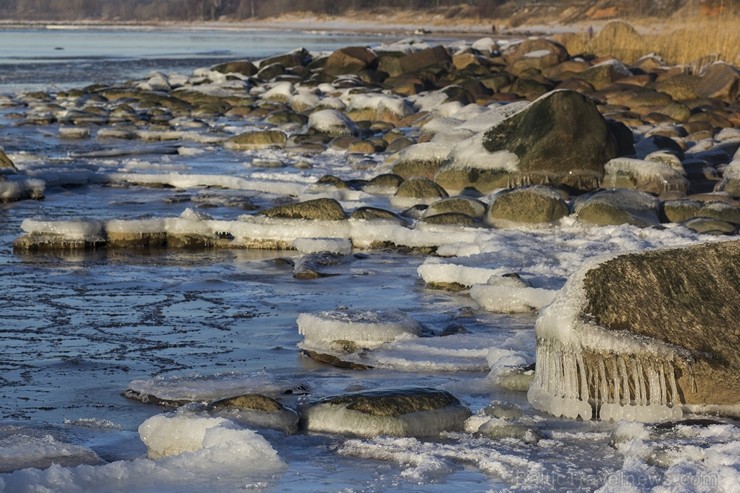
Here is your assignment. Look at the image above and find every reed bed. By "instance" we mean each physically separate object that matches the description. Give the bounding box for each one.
[560,16,740,70]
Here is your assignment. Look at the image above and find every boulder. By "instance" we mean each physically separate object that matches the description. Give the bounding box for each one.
[393,177,449,203]
[224,129,287,150]
[389,142,451,180]
[529,240,740,421]
[660,199,701,223]
[696,62,739,103]
[574,189,660,227]
[398,46,452,75]
[210,60,258,76]
[423,197,487,220]
[259,198,346,221]
[302,388,471,437]
[479,90,620,191]
[324,46,377,77]
[683,217,737,235]
[420,212,478,227]
[486,186,569,226]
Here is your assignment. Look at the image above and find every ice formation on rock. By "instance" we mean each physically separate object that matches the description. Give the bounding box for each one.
[528,256,684,422]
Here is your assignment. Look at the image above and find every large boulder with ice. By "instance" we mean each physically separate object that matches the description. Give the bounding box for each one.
[529,240,740,422]
[435,90,620,194]
[481,90,619,190]
[302,388,470,437]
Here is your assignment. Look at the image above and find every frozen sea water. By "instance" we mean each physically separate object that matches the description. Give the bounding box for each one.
[0,27,737,493]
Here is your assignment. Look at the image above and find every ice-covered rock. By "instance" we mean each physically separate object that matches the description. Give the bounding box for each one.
[435,91,619,193]
[470,274,557,313]
[574,188,660,227]
[529,240,740,422]
[307,108,357,136]
[207,394,299,434]
[389,142,451,180]
[0,148,18,171]
[602,157,689,195]
[298,309,422,357]
[302,388,470,437]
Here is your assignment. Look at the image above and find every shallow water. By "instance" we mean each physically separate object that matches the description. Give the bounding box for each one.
[0,27,737,493]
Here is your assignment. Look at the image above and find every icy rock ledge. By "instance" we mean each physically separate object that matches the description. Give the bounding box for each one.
[528,240,740,422]
[302,388,471,437]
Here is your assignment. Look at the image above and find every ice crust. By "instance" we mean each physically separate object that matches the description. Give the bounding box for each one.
[298,309,422,351]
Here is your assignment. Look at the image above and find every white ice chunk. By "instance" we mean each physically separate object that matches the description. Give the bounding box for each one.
[298,309,421,350]
[470,284,557,313]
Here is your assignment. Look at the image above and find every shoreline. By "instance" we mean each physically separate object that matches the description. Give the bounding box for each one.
[0,16,596,39]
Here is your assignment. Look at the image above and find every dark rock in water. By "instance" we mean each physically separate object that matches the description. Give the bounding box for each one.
[260,198,346,221]
[529,240,740,421]
[208,393,300,434]
[121,389,190,407]
[574,188,660,227]
[487,186,569,226]
[301,349,372,370]
[481,90,620,191]
[302,388,471,437]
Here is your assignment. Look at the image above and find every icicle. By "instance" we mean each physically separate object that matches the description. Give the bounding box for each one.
[618,356,629,406]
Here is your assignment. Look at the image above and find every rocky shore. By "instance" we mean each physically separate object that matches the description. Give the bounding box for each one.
[2,25,739,422]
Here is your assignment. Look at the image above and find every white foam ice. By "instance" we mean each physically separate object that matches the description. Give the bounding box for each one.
[470,284,557,313]
[0,413,285,493]
[599,423,740,493]
[0,176,45,201]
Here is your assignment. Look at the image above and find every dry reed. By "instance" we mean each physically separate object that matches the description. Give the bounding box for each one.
[560,16,740,70]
